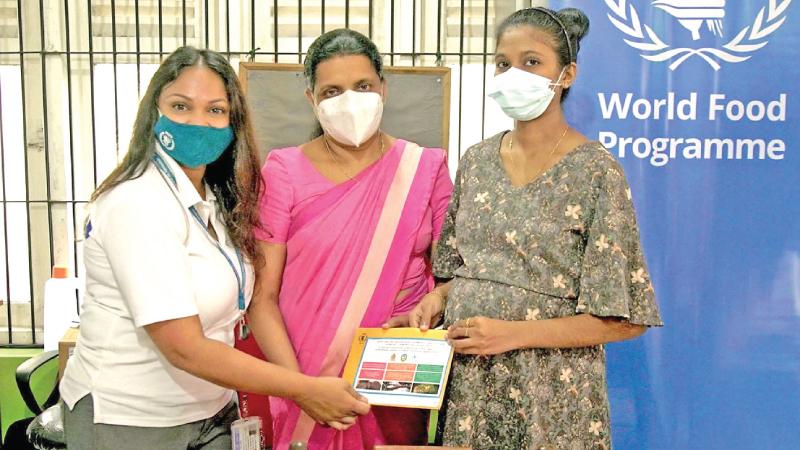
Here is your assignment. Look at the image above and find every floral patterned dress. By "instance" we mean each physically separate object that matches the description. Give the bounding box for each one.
[434,132,663,450]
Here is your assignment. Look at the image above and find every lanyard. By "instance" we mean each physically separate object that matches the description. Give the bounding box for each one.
[152,152,250,338]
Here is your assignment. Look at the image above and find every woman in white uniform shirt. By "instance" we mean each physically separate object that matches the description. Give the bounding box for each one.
[60,47,369,450]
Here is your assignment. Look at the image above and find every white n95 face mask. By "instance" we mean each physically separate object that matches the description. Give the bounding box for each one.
[488,67,566,121]
[316,90,384,147]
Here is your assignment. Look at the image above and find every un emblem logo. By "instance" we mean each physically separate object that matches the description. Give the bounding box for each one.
[653,0,725,40]
[158,131,175,151]
[606,0,792,70]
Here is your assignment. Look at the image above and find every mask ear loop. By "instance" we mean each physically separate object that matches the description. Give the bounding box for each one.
[549,66,568,90]
[529,8,574,93]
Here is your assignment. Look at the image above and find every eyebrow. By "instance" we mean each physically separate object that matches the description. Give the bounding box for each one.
[316,83,339,92]
[496,50,544,58]
[164,93,228,103]
[520,50,544,57]
[317,76,377,92]
[164,93,192,101]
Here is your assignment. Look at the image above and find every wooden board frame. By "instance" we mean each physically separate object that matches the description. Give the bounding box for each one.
[239,62,451,157]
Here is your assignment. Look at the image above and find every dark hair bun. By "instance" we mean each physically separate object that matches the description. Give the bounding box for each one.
[557,8,590,43]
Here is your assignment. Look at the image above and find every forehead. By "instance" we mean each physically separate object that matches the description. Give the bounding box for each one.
[161,65,227,98]
[314,54,380,87]
[496,25,559,57]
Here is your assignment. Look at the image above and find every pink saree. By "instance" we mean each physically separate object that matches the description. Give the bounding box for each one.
[265,140,451,449]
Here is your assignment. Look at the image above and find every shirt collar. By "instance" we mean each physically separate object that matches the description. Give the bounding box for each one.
[153,143,211,210]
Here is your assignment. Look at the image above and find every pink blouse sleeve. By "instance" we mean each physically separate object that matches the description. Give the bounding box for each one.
[255,151,293,244]
[430,149,454,241]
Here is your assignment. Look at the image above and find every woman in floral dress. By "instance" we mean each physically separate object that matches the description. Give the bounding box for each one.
[401,7,663,449]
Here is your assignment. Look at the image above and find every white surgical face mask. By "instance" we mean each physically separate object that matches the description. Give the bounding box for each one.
[488,67,566,121]
[315,90,384,147]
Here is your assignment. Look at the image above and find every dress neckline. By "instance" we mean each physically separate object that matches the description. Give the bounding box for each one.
[493,131,598,190]
[298,138,404,186]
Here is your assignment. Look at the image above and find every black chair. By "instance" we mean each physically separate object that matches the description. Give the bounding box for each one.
[9,350,66,450]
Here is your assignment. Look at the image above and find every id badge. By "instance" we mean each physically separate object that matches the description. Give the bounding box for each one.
[230,416,261,450]
[238,315,250,340]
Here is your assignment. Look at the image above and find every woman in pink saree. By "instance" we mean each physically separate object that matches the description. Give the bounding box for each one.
[253,29,453,449]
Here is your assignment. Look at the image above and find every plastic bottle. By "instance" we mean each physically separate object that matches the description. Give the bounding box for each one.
[43,266,82,351]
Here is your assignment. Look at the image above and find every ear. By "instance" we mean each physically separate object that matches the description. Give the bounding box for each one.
[380,79,388,103]
[561,62,578,89]
[305,88,316,111]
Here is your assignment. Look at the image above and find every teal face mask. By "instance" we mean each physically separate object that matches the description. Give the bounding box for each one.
[153,114,234,168]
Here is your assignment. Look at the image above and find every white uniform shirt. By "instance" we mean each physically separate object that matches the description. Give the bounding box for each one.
[60,145,254,427]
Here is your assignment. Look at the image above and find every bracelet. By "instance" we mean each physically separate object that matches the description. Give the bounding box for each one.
[428,289,446,308]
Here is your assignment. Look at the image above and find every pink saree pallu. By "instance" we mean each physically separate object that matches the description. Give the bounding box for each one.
[270,141,443,450]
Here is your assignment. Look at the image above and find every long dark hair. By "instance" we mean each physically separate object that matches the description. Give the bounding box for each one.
[303,29,384,138]
[91,46,263,267]
[496,7,590,101]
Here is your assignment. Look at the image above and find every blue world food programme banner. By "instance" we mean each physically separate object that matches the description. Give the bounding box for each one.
[551,1,800,449]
